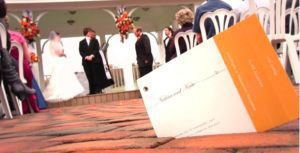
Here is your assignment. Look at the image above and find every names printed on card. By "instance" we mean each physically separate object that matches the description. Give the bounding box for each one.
[159,68,226,103]
[159,82,195,102]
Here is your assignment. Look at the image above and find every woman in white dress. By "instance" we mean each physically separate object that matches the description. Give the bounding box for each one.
[43,31,84,102]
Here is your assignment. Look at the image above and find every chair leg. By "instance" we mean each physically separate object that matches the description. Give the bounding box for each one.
[286,38,300,84]
[9,88,23,116]
[26,98,34,114]
[0,82,13,119]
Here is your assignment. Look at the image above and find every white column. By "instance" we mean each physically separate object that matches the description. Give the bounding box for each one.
[28,42,41,85]
[121,40,136,91]
[122,64,135,91]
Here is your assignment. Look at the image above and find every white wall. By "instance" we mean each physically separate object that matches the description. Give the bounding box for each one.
[106,33,161,68]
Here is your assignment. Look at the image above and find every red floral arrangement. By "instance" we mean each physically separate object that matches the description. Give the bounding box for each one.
[20,16,40,43]
[30,52,39,63]
[115,10,134,42]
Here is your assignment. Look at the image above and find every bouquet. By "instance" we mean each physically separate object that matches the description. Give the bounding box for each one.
[30,52,39,63]
[115,10,134,42]
[20,16,40,43]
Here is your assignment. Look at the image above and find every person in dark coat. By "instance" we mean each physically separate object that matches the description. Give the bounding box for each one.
[133,26,153,77]
[163,26,174,63]
[0,0,35,100]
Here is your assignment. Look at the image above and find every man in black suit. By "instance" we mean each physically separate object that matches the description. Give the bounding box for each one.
[79,28,108,94]
[134,27,153,77]
[163,27,173,63]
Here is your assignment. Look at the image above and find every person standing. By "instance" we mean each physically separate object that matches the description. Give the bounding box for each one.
[79,28,109,94]
[163,27,174,63]
[133,27,153,77]
[8,29,41,113]
[193,0,232,43]
[89,30,114,89]
[1,0,36,117]
[168,8,194,61]
[0,0,35,101]
[43,31,84,102]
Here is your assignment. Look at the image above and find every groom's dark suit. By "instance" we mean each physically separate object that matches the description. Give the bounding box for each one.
[79,37,109,94]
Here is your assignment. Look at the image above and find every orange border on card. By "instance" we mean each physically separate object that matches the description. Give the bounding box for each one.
[214,15,298,132]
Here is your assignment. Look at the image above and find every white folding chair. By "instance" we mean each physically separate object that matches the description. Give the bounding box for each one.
[199,8,238,41]
[279,5,300,82]
[8,41,25,115]
[268,0,300,83]
[9,41,27,84]
[174,29,197,56]
[291,7,299,52]
[241,7,271,34]
[0,22,13,119]
[0,23,24,118]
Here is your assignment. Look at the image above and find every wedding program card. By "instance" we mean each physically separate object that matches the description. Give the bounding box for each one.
[137,15,299,138]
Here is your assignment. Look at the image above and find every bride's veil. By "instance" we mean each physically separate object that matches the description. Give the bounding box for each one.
[48,30,58,41]
[46,31,59,75]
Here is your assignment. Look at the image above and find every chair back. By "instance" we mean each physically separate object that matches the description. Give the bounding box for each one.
[285,6,299,35]
[9,41,27,84]
[199,8,237,41]
[268,0,300,83]
[291,7,300,51]
[174,29,197,56]
[0,23,7,49]
[241,7,271,34]
[269,0,298,36]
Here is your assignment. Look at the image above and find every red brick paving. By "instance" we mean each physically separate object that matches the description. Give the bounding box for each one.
[83,149,233,153]
[0,89,299,153]
[159,130,299,149]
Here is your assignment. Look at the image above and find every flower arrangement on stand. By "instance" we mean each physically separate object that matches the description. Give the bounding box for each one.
[115,10,134,42]
[20,16,40,44]
[20,15,40,63]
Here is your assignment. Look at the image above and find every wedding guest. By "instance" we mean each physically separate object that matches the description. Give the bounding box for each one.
[233,0,269,21]
[0,0,35,101]
[168,8,194,60]
[3,14,42,113]
[8,29,40,113]
[193,0,232,43]
[133,26,153,77]
[163,26,174,63]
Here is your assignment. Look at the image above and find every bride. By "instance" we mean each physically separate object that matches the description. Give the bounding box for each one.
[43,31,84,102]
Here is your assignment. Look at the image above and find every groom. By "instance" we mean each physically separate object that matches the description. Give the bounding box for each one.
[79,27,104,95]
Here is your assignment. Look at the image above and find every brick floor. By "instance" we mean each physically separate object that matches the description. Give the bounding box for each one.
[0,87,299,153]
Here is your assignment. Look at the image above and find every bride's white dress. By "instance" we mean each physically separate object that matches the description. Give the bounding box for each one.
[43,41,84,102]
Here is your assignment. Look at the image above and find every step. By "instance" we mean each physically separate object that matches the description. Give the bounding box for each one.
[47,90,141,108]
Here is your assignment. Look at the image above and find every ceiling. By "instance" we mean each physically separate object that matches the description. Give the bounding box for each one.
[6,0,202,11]
[6,1,203,39]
